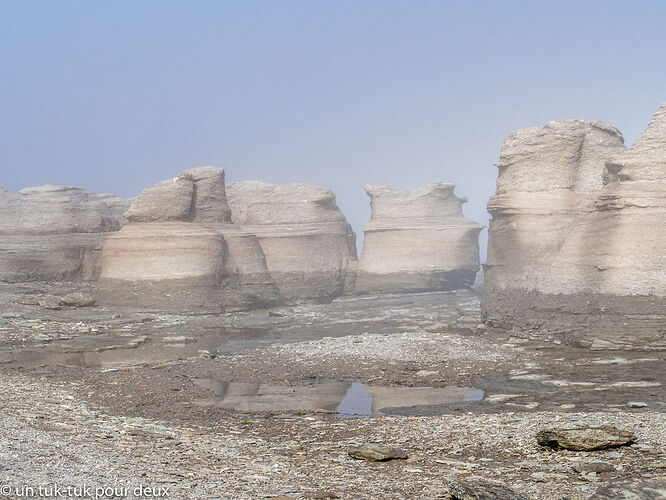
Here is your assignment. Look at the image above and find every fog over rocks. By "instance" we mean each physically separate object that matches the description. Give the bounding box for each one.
[5,103,663,338]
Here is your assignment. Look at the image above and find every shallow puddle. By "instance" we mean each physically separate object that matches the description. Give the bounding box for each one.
[192,378,483,417]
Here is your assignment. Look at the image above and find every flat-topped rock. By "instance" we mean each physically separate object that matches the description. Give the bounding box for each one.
[449,477,532,500]
[226,181,357,301]
[0,185,130,282]
[483,104,666,349]
[536,426,636,451]
[355,183,482,294]
[97,168,280,313]
[495,120,625,193]
[181,166,232,222]
[365,182,467,219]
[2,185,127,234]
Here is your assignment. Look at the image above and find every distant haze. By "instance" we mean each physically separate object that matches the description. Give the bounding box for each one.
[1,1,665,258]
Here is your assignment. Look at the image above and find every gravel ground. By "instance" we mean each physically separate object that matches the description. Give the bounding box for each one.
[0,283,664,499]
[1,371,664,500]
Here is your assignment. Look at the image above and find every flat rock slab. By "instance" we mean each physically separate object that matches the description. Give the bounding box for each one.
[575,460,616,473]
[61,292,96,307]
[536,426,636,451]
[591,481,666,499]
[348,444,407,462]
[448,478,532,500]
[38,296,63,310]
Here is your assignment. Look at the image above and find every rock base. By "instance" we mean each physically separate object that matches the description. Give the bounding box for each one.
[481,286,666,350]
[354,268,478,295]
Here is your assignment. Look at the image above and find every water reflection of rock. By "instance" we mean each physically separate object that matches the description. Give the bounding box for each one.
[192,379,480,417]
[192,379,349,413]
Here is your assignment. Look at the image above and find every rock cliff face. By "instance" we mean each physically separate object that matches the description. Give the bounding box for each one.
[483,105,666,349]
[97,168,281,313]
[355,183,483,294]
[0,185,130,282]
[226,181,357,301]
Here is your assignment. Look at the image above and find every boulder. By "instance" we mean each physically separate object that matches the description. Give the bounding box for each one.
[536,426,635,451]
[0,185,130,282]
[483,105,666,349]
[97,168,281,313]
[226,181,357,301]
[355,183,482,294]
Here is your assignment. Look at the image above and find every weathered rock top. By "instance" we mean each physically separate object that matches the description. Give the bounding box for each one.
[227,181,347,226]
[0,184,128,234]
[606,102,666,182]
[364,182,469,220]
[483,102,666,349]
[494,120,626,194]
[125,166,231,224]
[181,166,232,222]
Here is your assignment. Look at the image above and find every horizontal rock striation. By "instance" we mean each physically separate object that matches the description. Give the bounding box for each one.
[354,183,483,294]
[483,105,666,349]
[226,181,358,301]
[0,185,130,282]
[97,167,281,313]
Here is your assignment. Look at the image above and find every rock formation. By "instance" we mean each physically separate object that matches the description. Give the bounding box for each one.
[483,105,666,349]
[96,167,281,313]
[226,181,357,301]
[0,185,130,282]
[354,183,482,294]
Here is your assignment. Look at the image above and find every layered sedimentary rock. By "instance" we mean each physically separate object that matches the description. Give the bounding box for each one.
[226,181,357,301]
[97,168,281,313]
[0,185,130,282]
[355,183,483,294]
[483,105,666,349]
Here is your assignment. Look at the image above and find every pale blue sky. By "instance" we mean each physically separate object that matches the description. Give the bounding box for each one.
[1,1,665,256]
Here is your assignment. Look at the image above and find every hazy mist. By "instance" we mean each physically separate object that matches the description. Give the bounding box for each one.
[2,1,665,258]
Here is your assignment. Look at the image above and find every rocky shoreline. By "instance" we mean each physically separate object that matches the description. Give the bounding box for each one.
[1,282,664,499]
